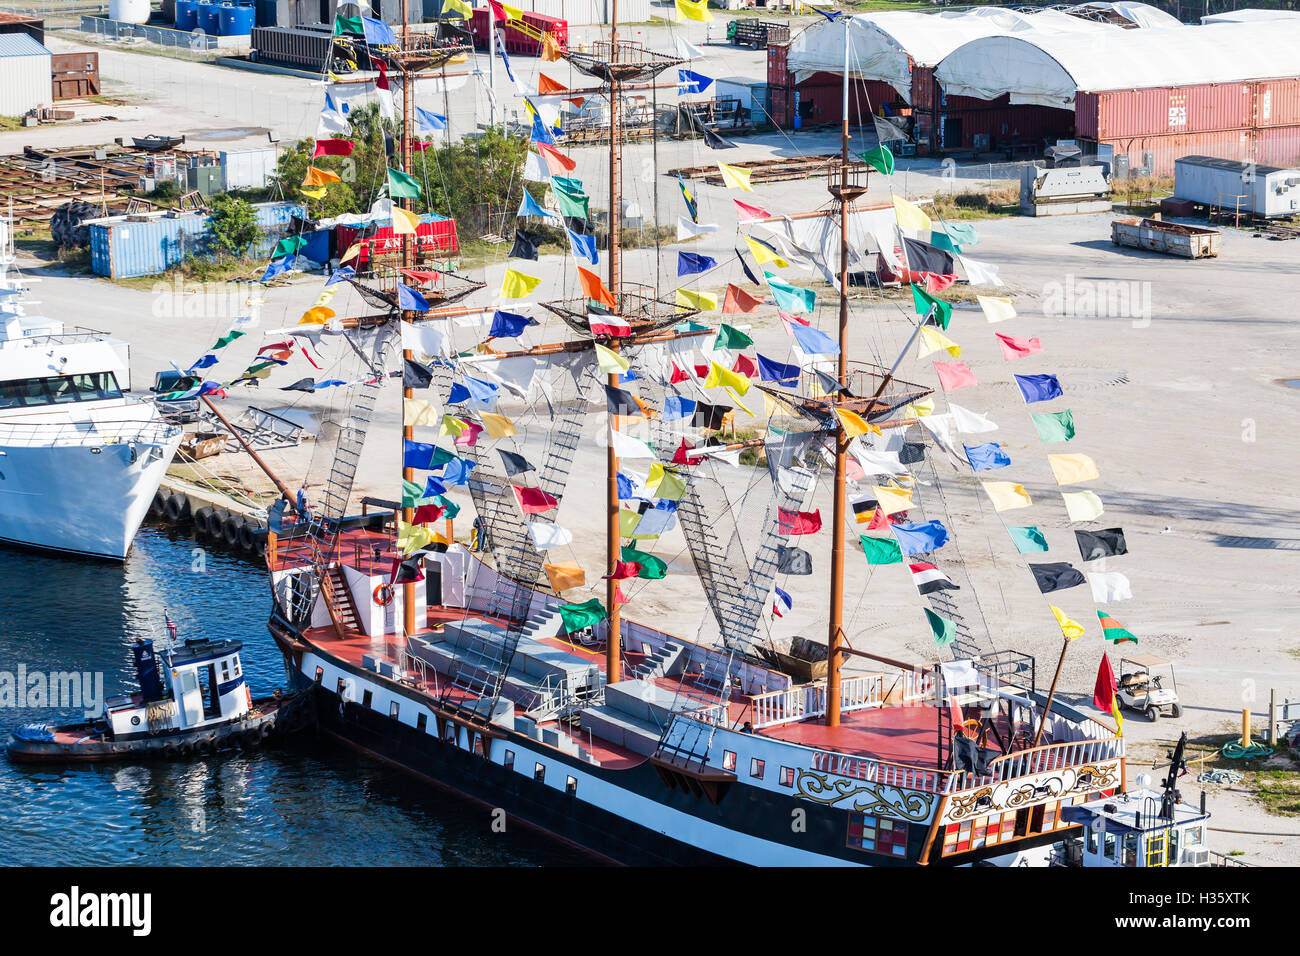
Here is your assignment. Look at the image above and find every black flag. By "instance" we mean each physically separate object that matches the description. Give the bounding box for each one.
[902,237,956,276]
[777,546,813,575]
[691,402,728,430]
[702,126,738,150]
[509,229,544,261]
[1075,528,1128,561]
[604,383,643,417]
[403,357,434,389]
[499,449,534,477]
[280,377,316,392]
[1029,562,1087,594]
[735,247,762,286]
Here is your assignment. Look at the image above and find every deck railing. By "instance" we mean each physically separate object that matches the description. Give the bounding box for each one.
[976,736,1124,786]
[750,674,884,729]
[0,417,179,448]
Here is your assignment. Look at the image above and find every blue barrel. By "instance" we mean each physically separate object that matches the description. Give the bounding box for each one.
[174,0,197,30]
[197,1,219,34]
[218,2,254,34]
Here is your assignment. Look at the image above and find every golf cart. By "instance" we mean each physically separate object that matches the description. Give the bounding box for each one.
[1117,654,1182,722]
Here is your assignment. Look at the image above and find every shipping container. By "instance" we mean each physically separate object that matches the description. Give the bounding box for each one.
[937,104,1075,152]
[769,86,793,129]
[1089,129,1254,177]
[767,41,788,88]
[1251,78,1300,128]
[88,202,306,279]
[251,24,373,72]
[1250,124,1300,168]
[51,51,99,99]
[335,215,459,272]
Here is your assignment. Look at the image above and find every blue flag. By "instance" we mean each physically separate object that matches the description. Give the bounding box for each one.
[422,476,448,498]
[963,442,1011,472]
[891,520,950,556]
[662,395,697,421]
[529,111,555,145]
[567,228,599,265]
[447,382,470,404]
[790,322,839,356]
[463,375,499,403]
[397,283,430,312]
[325,265,355,287]
[441,457,476,487]
[735,247,762,285]
[518,190,553,218]
[489,310,532,338]
[677,174,697,222]
[361,16,398,45]
[260,255,295,282]
[499,38,517,84]
[1014,373,1064,404]
[616,472,640,500]
[678,69,713,94]
[617,369,640,383]
[677,251,716,276]
[415,107,447,132]
[404,440,435,469]
[773,585,792,617]
[756,353,800,385]
[188,354,218,370]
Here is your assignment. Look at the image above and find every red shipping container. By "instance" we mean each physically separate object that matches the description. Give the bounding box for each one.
[770,86,794,129]
[937,104,1074,151]
[1082,84,1254,140]
[1094,129,1252,176]
[767,41,789,88]
[1251,78,1300,128]
[911,65,937,115]
[336,217,460,271]
[470,6,491,49]
[1250,124,1300,167]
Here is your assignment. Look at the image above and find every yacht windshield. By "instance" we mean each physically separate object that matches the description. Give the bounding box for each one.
[0,372,123,408]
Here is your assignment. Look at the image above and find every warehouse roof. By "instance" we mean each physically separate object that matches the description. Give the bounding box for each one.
[1065,2,1181,28]
[934,19,1300,109]
[787,7,1123,102]
[0,33,50,57]
[1201,7,1300,21]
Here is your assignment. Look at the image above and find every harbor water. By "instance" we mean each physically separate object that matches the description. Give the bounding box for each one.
[0,526,589,866]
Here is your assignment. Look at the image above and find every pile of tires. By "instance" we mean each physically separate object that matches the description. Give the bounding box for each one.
[50,200,101,249]
[147,490,267,558]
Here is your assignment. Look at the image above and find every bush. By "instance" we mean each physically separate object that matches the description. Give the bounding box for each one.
[206,193,260,260]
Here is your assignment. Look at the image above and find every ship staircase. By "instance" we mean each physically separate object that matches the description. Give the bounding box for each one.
[286,329,394,637]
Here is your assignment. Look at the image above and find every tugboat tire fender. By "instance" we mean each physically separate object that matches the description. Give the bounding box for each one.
[193,505,216,536]
[209,509,231,541]
[222,513,246,547]
[164,493,191,522]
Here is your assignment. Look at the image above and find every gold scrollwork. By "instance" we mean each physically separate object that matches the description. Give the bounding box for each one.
[1069,763,1120,792]
[795,770,935,823]
[946,787,996,820]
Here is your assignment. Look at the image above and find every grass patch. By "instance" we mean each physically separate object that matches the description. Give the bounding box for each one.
[0,115,24,132]
[929,186,1019,220]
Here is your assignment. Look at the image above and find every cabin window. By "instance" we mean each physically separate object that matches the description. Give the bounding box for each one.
[336,678,347,698]
[779,766,794,787]
[566,775,577,796]
[504,749,515,770]
[721,750,737,772]
[534,763,545,783]
[362,689,373,708]
[0,371,123,409]
[1185,826,1204,847]
[750,757,765,779]
[416,713,428,732]
[1103,831,1118,860]
[220,660,231,681]
[847,813,908,857]
[231,659,241,678]
[1121,833,1139,867]
[314,667,323,684]
[1086,827,1099,854]
[1168,827,1181,863]
[390,701,400,719]
[941,813,1015,856]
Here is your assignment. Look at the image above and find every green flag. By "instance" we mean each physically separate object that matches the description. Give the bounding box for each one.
[928,229,960,255]
[1006,525,1049,554]
[429,494,460,519]
[551,175,585,196]
[334,15,363,34]
[621,545,667,580]
[402,479,431,509]
[715,323,753,350]
[273,235,308,258]
[859,534,902,565]
[911,283,952,330]
[387,167,423,200]
[559,598,607,632]
[211,329,246,350]
[942,221,979,247]
[766,275,816,314]
[860,144,894,176]
[926,608,957,646]
[1031,409,1076,443]
[1098,610,1138,644]
[550,178,589,219]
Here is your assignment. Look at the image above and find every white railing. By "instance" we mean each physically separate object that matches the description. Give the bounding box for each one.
[0,417,180,448]
[750,674,885,729]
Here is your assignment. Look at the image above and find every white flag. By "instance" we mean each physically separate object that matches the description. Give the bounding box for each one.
[677,217,719,241]
[316,106,350,136]
[850,441,906,477]
[1088,571,1133,603]
[523,151,550,183]
[949,403,999,434]
[633,507,677,537]
[674,35,706,59]
[400,320,448,358]
[959,256,1003,287]
[977,295,1017,323]
[610,429,655,460]
[527,522,573,550]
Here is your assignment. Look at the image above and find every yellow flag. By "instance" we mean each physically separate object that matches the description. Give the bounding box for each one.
[618,509,642,538]
[1048,453,1100,486]
[675,0,714,22]
[645,462,668,496]
[595,343,629,374]
[892,195,931,232]
[443,0,471,16]
[501,1,523,18]
[977,295,1017,323]
[703,360,750,397]
[339,242,361,265]
[1050,605,1086,641]
[872,485,913,515]
[392,204,420,236]
[301,186,327,199]
[481,412,518,440]
[981,480,1032,512]
[302,165,342,187]
[764,390,800,418]
[543,561,586,592]
[675,287,717,311]
[541,32,562,62]
[745,236,788,267]
[835,407,879,438]
[440,415,467,437]
[398,521,433,555]
[404,397,440,427]
[298,306,334,325]
[1062,490,1104,522]
[917,326,962,359]
[718,163,753,192]
[501,269,541,299]
[313,289,335,308]
[903,397,934,418]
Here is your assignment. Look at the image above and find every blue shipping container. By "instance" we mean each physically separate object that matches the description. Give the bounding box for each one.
[89,202,306,279]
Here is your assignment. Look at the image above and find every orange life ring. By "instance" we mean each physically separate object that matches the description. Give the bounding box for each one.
[373,583,394,606]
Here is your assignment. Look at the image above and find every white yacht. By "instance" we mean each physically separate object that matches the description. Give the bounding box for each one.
[0,214,182,560]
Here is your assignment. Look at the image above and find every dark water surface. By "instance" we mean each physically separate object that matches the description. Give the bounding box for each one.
[0,526,589,866]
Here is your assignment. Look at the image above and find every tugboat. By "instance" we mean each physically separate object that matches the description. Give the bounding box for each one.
[6,635,304,762]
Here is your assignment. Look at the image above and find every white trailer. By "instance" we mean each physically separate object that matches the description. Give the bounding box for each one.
[1174,155,1300,219]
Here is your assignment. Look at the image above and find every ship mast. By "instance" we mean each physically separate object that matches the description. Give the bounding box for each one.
[401,16,418,641]
[604,0,623,685]
[826,15,863,727]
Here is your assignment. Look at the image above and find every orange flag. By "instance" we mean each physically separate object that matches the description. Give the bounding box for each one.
[541,32,562,62]
[544,562,586,592]
[578,266,618,309]
[302,165,342,187]
[722,283,762,314]
[537,141,576,173]
[538,72,565,94]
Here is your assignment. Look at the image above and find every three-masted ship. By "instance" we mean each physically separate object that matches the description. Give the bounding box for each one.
[263,4,1124,866]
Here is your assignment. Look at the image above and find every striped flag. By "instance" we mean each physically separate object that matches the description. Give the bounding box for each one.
[850,494,878,525]
[772,586,792,618]
[909,562,958,595]
[1097,610,1137,644]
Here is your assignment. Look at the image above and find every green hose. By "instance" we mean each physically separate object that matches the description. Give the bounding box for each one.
[1221,740,1274,760]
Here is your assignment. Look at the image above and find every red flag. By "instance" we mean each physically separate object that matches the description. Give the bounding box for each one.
[778,508,822,535]
[994,332,1043,361]
[412,504,445,524]
[693,363,709,379]
[537,72,565,94]
[313,139,354,157]
[672,439,704,466]
[411,141,434,151]
[1093,653,1118,714]
[536,141,576,172]
[602,561,641,580]
[375,58,390,90]
[900,269,958,292]
[722,283,762,315]
[779,310,810,327]
[488,0,510,20]
[612,582,629,605]
[400,269,438,284]
[733,198,772,222]
[512,485,558,515]
[669,363,690,384]
[732,354,758,378]
[578,266,618,309]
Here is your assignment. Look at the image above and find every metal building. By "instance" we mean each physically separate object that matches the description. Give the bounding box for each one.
[0,33,52,118]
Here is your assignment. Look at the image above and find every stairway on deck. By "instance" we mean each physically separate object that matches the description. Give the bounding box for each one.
[578,678,696,757]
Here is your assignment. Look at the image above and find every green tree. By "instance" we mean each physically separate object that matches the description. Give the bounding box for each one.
[206,193,259,260]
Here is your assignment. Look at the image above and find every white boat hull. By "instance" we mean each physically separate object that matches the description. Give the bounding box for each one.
[0,432,181,560]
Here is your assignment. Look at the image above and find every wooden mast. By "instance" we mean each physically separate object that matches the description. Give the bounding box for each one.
[400,17,417,642]
[605,0,623,685]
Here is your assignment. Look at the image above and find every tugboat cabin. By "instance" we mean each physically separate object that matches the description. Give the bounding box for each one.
[1059,788,1212,867]
[104,638,251,738]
